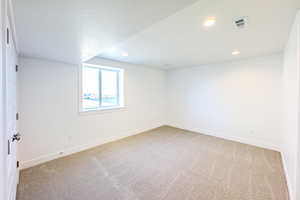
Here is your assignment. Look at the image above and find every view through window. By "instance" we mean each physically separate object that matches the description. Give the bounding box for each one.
[82,64,123,111]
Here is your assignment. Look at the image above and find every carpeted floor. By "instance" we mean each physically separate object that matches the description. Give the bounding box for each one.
[17,126,289,200]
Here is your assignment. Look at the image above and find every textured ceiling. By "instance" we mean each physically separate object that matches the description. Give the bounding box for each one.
[13,0,199,64]
[13,0,300,68]
[97,0,300,69]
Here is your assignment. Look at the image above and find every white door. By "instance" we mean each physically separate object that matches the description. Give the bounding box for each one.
[5,16,19,200]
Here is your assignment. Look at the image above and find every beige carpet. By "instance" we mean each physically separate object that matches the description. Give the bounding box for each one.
[17,126,289,200]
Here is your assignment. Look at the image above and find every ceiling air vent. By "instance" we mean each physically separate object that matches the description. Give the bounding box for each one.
[234,17,248,29]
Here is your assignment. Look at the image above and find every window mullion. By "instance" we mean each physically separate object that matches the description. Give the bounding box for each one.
[116,71,120,105]
[99,69,102,107]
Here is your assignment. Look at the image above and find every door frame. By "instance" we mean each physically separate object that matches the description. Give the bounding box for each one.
[1,0,18,199]
[1,0,6,198]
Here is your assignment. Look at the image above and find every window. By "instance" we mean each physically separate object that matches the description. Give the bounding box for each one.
[80,64,124,112]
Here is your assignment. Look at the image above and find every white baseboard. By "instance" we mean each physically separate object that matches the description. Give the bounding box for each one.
[167,124,280,151]
[167,124,295,199]
[20,124,164,169]
[20,123,293,200]
[8,168,18,200]
[280,151,294,200]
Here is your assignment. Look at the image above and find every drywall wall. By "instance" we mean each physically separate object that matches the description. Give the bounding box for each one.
[282,11,300,200]
[18,57,166,168]
[166,54,283,151]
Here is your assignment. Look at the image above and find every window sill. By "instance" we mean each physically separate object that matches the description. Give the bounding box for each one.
[79,106,126,116]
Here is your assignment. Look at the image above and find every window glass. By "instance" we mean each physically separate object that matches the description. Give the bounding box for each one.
[101,70,118,107]
[81,65,123,111]
[82,67,100,110]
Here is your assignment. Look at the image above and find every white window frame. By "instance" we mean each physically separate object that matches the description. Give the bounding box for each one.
[79,63,124,114]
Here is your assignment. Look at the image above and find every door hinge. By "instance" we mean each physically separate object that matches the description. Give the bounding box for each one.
[6,28,9,44]
[16,65,18,72]
[16,113,19,120]
[17,161,20,168]
[8,140,10,155]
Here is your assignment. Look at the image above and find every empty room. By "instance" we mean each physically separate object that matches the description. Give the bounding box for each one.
[1,0,300,199]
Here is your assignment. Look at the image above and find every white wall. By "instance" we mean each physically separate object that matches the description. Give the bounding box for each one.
[15,13,300,199]
[282,11,300,200]
[166,54,283,151]
[18,57,166,168]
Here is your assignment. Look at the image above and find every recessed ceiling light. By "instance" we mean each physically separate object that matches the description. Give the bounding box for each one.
[232,50,240,55]
[122,52,128,57]
[203,17,216,27]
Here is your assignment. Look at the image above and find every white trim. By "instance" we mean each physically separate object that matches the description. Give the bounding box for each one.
[168,125,295,198]
[0,1,8,199]
[281,151,294,200]
[0,1,6,199]
[18,123,292,200]
[8,169,17,200]
[7,0,18,53]
[78,63,125,114]
[3,1,19,200]
[79,106,127,116]
[167,124,280,151]
[296,10,300,200]
[20,125,164,169]
[83,63,123,71]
